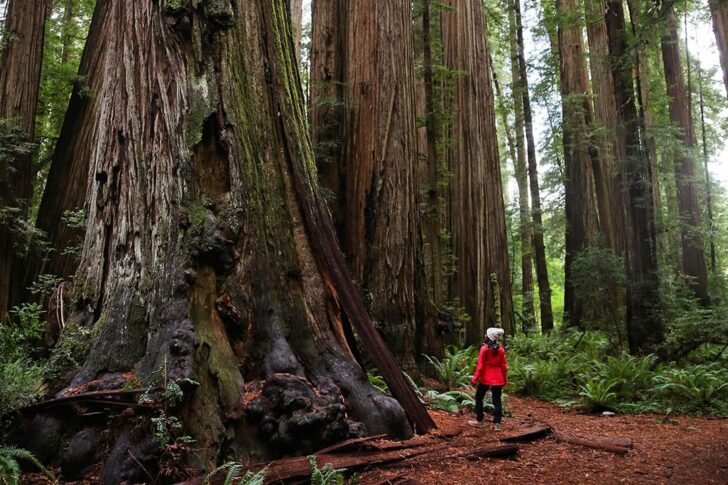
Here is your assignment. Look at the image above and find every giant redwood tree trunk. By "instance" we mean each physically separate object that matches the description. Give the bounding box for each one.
[310,1,419,371]
[442,0,515,341]
[605,0,663,354]
[515,0,554,332]
[0,0,49,319]
[710,0,728,98]
[37,1,429,480]
[556,0,600,328]
[508,0,536,332]
[660,6,709,306]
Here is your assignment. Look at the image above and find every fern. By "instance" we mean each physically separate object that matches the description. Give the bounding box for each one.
[0,446,54,485]
[203,463,267,485]
[309,455,347,485]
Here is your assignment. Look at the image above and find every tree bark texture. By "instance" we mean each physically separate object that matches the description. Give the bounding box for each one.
[710,0,728,98]
[508,0,536,333]
[310,0,419,371]
[288,0,303,59]
[0,0,49,319]
[556,0,600,328]
[585,0,625,257]
[515,0,554,332]
[659,6,709,305]
[698,62,718,273]
[30,0,107,286]
[37,1,428,480]
[442,0,515,341]
[605,0,663,354]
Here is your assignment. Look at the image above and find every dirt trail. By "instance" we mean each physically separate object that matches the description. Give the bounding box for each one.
[357,396,728,485]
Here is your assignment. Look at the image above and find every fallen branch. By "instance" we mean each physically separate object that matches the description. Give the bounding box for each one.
[456,444,519,461]
[6,387,160,417]
[499,425,552,443]
[553,433,631,455]
[314,434,388,455]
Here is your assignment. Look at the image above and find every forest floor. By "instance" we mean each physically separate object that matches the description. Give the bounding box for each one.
[355,395,728,485]
[21,395,728,484]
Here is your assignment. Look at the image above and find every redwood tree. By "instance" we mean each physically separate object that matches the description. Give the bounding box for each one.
[34,1,430,480]
[659,5,709,305]
[556,0,600,328]
[605,0,663,353]
[442,0,515,340]
[310,0,419,371]
[0,0,50,319]
[710,0,728,98]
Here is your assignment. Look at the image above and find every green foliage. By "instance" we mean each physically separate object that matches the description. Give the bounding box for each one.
[1,303,45,360]
[308,455,348,485]
[0,359,47,415]
[577,379,617,413]
[653,364,728,413]
[423,345,477,391]
[203,464,267,485]
[0,445,54,485]
[422,389,475,413]
[367,372,389,395]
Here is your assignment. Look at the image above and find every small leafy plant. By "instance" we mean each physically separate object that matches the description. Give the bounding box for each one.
[0,445,54,485]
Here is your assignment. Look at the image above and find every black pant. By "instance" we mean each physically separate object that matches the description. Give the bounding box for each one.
[474,384,503,423]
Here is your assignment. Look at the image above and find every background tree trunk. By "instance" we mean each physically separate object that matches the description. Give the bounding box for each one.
[442,0,515,341]
[509,0,536,333]
[515,0,554,333]
[288,0,303,59]
[605,0,663,354]
[710,0,728,98]
[556,0,600,328]
[0,0,49,319]
[41,1,423,480]
[310,1,419,371]
[659,6,709,305]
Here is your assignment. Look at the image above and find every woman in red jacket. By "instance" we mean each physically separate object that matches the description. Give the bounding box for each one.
[468,327,507,430]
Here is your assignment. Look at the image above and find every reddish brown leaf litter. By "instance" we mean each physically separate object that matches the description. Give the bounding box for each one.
[22,396,728,484]
[357,396,728,485]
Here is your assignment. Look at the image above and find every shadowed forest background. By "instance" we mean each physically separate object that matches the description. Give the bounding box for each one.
[0,0,727,483]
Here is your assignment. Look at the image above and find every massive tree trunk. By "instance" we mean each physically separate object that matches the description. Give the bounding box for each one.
[310,1,419,371]
[288,0,303,59]
[585,0,625,257]
[34,1,430,481]
[556,0,600,328]
[508,0,536,333]
[515,0,554,333]
[710,0,728,98]
[659,6,709,305]
[605,0,663,354]
[442,0,515,341]
[28,0,106,288]
[0,0,49,319]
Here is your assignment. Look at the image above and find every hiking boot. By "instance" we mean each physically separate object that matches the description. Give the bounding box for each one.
[467,420,484,428]
[493,423,501,431]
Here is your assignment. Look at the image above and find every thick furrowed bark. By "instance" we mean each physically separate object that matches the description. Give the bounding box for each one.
[710,0,728,99]
[0,0,49,319]
[557,0,600,328]
[34,2,426,481]
[659,6,709,305]
[443,0,515,341]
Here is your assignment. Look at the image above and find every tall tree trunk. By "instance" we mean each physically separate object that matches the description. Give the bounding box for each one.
[516,0,554,333]
[0,0,49,320]
[442,0,515,341]
[310,1,419,371]
[605,0,663,354]
[288,0,303,60]
[416,0,446,357]
[710,0,728,98]
[35,2,432,480]
[556,0,600,328]
[585,0,625,256]
[697,62,717,273]
[508,0,536,333]
[659,5,709,305]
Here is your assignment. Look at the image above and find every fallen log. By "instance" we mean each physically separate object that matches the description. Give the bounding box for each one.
[553,433,631,455]
[499,425,552,443]
[4,387,160,417]
[314,434,388,455]
[457,444,519,461]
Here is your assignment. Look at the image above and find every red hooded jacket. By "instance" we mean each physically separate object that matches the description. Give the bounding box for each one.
[471,344,508,386]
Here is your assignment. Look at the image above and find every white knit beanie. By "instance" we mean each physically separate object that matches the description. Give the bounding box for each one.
[486,327,504,342]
